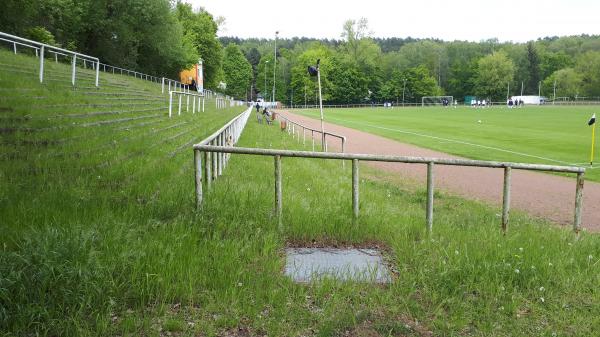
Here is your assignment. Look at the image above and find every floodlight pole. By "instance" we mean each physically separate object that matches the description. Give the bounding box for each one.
[317,66,325,151]
[264,60,269,102]
[553,80,556,105]
[273,31,278,108]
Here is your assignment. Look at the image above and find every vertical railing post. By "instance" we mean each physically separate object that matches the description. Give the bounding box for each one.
[168,80,171,93]
[186,95,190,112]
[502,166,512,233]
[192,95,196,114]
[161,77,165,93]
[95,61,100,87]
[426,162,434,233]
[217,134,223,176]
[352,159,359,220]
[71,55,77,86]
[205,151,212,190]
[39,45,44,83]
[303,128,306,145]
[194,150,203,208]
[168,91,173,118]
[13,42,17,54]
[274,155,283,230]
[178,94,182,116]
[202,97,205,112]
[312,131,315,151]
[574,172,584,237]
[212,140,218,180]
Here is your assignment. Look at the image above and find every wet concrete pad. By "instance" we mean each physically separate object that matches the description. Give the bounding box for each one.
[285,248,392,283]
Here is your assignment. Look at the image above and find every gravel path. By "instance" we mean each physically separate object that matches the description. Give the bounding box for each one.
[281,110,600,232]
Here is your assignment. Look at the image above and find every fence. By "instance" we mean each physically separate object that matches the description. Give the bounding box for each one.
[276,113,346,153]
[1,31,190,91]
[192,144,586,235]
[1,31,99,87]
[192,107,252,207]
[168,90,205,117]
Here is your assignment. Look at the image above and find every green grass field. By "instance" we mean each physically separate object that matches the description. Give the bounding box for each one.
[1,50,599,336]
[294,106,600,182]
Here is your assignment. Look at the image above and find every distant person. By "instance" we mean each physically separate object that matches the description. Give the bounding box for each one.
[190,79,197,92]
[508,98,514,108]
[262,107,272,125]
[255,102,261,123]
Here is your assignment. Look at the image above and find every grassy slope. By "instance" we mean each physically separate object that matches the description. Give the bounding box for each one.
[1,50,599,336]
[293,106,600,182]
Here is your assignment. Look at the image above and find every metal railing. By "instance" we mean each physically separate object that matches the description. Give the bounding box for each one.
[192,144,586,235]
[1,31,99,87]
[1,31,190,91]
[168,90,205,117]
[277,114,346,153]
[192,107,252,206]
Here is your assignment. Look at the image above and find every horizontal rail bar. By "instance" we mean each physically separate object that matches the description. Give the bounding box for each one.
[196,108,252,146]
[170,90,204,97]
[191,145,585,173]
[278,113,346,140]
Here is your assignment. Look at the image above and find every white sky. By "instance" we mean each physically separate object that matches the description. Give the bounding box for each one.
[188,0,600,42]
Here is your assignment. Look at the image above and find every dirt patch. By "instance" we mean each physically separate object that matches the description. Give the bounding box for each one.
[340,314,433,337]
[219,327,253,337]
[280,110,600,232]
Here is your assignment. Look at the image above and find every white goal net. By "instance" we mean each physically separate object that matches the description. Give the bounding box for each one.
[421,96,454,107]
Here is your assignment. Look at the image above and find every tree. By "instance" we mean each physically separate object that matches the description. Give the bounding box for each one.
[526,41,541,93]
[328,57,369,104]
[542,68,583,99]
[289,43,334,105]
[576,51,600,97]
[176,2,224,89]
[222,44,252,99]
[339,18,383,101]
[475,51,515,100]
[244,47,261,99]
[382,66,441,103]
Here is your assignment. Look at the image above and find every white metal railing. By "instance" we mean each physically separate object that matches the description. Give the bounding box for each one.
[276,113,346,153]
[1,31,190,91]
[0,31,99,86]
[192,144,586,235]
[168,90,205,117]
[192,107,252,206]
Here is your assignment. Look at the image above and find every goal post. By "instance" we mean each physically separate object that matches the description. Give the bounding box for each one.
[422,96,454,107]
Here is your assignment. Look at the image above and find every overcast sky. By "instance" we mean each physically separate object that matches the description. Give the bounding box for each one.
[188,0,600,42]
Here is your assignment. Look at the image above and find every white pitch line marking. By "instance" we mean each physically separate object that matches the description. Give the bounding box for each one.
[325,116,576,166]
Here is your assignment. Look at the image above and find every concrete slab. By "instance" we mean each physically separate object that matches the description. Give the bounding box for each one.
[284,248,392,283]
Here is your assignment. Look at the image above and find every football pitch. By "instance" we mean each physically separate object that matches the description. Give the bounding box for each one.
[294,105,600,182]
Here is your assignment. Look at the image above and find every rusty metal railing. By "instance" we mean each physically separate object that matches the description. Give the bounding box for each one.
[277,113,346,153]
[192,144,586,236]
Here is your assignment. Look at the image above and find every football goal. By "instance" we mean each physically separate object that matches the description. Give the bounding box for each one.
[422,96,454,107]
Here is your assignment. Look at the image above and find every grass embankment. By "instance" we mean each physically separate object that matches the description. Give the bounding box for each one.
[1,50,599,336]
[294,106,600,182]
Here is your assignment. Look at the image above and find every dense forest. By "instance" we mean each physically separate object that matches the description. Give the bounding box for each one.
[2,1,600,103]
